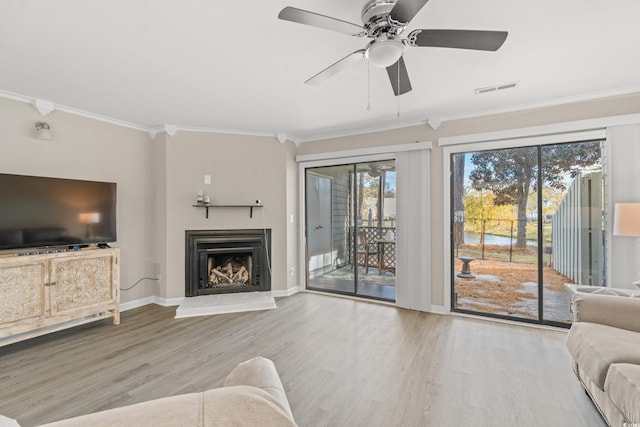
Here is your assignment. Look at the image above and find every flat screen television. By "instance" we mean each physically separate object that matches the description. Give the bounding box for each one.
[0,173,117,250]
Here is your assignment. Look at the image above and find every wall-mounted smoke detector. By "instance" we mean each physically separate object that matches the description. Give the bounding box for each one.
[475,81,518,95]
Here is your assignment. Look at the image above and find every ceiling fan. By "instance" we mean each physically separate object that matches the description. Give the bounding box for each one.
[278,0,508,96]
[368,162,394,177]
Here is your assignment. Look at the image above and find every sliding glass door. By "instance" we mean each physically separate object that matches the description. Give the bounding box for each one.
[451,140,605,326]
[306,165,355,294]
[305,160,396,302]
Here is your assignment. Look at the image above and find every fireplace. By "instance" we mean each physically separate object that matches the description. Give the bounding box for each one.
[185,229,271,297]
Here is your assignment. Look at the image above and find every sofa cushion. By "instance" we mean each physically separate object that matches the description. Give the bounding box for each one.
[203,386,297,426]
[37,392,204,427]
[224,356,294,420]
[573,293,640,333]
[605,363,640,424]
[567,322,640,389]
[37,387,296,427]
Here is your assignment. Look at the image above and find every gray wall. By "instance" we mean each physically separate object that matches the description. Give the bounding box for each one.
[154,130,297,299]
[0,97,156,303]
[2,90,639,308]
[0,97,298,304]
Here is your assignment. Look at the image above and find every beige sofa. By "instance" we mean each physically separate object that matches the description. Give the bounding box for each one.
[1,357,296,427]
[566,292,640,426]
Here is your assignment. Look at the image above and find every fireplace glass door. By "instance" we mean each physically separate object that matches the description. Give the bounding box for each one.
[185,229,271,297]
[202,250,253,289]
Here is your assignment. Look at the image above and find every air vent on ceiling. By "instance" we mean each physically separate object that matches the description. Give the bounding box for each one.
[475,81,518,95]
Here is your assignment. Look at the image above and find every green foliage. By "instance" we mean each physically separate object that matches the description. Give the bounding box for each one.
[469,142,601,207]
[541,143,602,190]
[469,146,537,206]
[467,141,601,247]
[463,189,515,233]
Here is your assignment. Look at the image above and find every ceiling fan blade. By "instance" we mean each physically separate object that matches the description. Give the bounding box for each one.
[386,56,412,96]
[278,7,364,36]
[305,50,366,86]
[389,0,430,24]
[407,29,508,51]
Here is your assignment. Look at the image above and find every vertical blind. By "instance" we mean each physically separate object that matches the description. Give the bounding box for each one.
[395,148,431,311]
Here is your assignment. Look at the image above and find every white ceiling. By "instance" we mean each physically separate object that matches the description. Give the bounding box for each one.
[1,0,639,142]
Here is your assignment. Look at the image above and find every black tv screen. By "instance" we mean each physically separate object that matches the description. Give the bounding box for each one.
[0,173,116,250]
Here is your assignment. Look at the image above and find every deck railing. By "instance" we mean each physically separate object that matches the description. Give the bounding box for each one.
[348,226,396,269]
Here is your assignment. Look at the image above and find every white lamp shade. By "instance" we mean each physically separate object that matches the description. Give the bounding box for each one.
[366,40,405,68]
[613,203,640,237]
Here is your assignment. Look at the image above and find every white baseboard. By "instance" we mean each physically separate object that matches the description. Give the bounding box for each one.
[271,286,300,298]
[120,289,300,312]
[156,296,185,307]
[119,296,183,312]
[119,297,156,312]
[428,305,447,314]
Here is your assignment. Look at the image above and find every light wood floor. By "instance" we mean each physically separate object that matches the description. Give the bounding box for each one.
[0,292,605,427]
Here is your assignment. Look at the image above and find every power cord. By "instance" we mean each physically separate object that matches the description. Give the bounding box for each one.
[261,206,273,278]
[121,207,271,292]
[120,277,159,291]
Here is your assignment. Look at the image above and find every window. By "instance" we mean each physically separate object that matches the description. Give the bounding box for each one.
[450,140,605,326]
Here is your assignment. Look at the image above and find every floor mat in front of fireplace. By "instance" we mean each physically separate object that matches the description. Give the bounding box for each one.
[175,292,276,319]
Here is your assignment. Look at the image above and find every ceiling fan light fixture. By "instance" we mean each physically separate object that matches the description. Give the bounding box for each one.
[365,39,405,68]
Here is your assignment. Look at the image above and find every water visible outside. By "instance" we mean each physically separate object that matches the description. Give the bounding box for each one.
[464,231,538,247]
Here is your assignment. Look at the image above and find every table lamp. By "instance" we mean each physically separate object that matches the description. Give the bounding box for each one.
[613,203,640,287]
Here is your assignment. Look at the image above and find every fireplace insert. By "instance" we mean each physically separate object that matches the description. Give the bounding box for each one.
[185,229,271,297]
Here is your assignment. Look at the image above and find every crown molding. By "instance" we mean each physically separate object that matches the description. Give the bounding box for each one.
[33,99,55,116]
[2,84,640,144]
[296,141,432,163]
[295,117,430,144]
[295,84,640,144]
[148,125,179,139]
[439,113,640,147]
[146,123,303,144]
[0,89,148,132]
[439,84,640,124]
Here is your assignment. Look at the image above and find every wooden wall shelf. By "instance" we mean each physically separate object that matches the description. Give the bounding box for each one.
[192,204,263,219]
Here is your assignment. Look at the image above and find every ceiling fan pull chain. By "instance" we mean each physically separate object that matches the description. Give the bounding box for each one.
[367,61,371,111]
[397,61,401,117]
